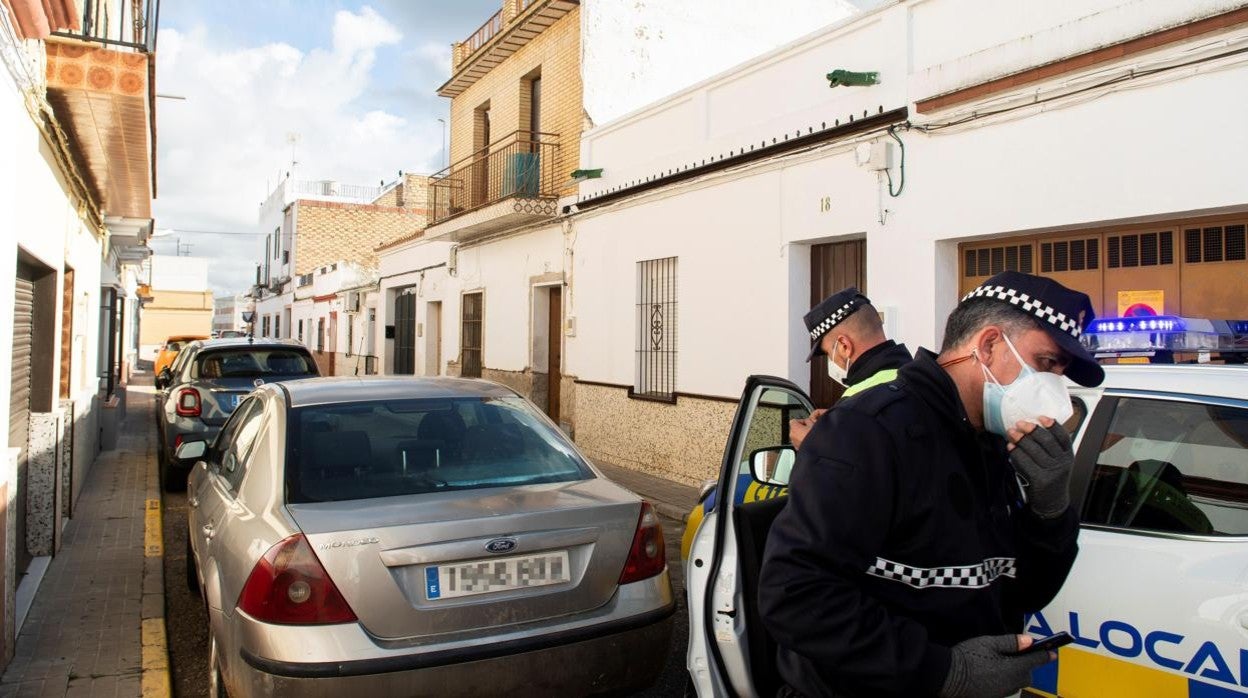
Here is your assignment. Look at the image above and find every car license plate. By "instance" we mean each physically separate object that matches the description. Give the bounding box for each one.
[425,550,570,600]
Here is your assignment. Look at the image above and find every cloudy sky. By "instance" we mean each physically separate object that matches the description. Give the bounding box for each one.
[152,1,888,295]
[151,1,498,294]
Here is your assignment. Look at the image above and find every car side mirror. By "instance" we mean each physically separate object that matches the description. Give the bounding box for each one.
[750,446,796,487]
[156,367,172,389]
[174,439,207,462]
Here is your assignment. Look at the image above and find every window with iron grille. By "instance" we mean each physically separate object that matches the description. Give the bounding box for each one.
[297,320,303,342]
[963,245,1032,277]
[274,315,281,339]
[633,257,678,400]
[1186,224,1247,263]
[1106,232,1173,268]
[461,292,483,378]
[317,318,325,352]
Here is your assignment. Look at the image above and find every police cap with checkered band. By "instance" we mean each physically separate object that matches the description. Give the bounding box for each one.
[804,287,871,361]
[961,270,1104,387]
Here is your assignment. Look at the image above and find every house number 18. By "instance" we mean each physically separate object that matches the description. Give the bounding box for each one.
[819,196,832,213]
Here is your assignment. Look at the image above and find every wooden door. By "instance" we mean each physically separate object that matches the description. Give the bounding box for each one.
[394,293,416,375]
[461,293,483,378]
[809,241,865,408]
[60,268,73,399]
[547,287,562,421]
[425,301,442,376]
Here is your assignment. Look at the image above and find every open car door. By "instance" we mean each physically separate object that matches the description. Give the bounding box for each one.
[686,375,813,697]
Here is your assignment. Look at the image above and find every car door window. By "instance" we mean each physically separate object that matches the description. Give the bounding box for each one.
[220,401,265,494]
[1081,397,1248,535]
[738,388,810,491]
[172,346,196,384]
[208,398,259,473]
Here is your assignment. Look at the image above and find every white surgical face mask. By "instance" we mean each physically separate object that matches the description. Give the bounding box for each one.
[826,340,850,386]
[980,335,1073,437]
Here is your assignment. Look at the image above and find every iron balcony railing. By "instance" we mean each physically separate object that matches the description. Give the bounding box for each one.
[51,0,161,52]
[464,9,502,58]
[429,130,560,225]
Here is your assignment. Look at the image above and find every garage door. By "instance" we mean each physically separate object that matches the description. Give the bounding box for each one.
[11,269,34,575]
[959,216,1248,320]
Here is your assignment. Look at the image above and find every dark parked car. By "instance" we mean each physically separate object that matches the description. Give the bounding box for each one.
[156,338,317,489]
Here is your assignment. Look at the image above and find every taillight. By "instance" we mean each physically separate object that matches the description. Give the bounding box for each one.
[237,534,357,625]
[175,388,201,417]
[619,502,666,584]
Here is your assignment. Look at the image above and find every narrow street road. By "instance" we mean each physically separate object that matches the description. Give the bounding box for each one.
[161,489,208,697]
[162,490,690,697]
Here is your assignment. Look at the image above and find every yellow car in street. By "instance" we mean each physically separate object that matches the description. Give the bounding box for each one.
[154,334,206,376]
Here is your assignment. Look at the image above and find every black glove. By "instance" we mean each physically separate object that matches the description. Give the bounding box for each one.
[1009,422,1074,519]
[940,634,1054,698]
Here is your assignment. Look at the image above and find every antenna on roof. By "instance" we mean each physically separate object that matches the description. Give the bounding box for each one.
[286,132,301,170]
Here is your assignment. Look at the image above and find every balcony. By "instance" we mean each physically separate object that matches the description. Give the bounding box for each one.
[44,0,160,221]
[426,130,560,241]
[440,0,579,98]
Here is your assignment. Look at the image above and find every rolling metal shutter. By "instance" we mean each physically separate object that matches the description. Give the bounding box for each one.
[10,274,33,463]
[11,271,35,575]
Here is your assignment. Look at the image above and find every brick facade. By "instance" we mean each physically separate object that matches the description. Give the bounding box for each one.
[448,4,582,197]
[370,173,431,210]
[293,198,428,276]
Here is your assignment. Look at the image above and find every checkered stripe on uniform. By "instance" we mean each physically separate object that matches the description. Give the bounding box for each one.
[961,285,1082,338]
[809,299,864,340]
[866,556,1017,590]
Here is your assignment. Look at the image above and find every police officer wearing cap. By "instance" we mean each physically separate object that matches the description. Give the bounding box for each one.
[792,288,912,450]
[760,271,1103,698]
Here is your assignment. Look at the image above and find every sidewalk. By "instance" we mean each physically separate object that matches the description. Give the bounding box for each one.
[0,379,168,698]
[592,460,700,523]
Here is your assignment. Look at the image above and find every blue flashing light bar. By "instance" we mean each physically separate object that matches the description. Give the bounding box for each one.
[1081,316,1246,355]
[1088,316,1185,334]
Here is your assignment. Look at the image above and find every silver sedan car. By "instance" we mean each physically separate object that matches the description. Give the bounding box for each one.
[179,377,675,697]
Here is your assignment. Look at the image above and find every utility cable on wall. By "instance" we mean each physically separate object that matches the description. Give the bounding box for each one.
[915,43,1248,134]
[885,125,905,198]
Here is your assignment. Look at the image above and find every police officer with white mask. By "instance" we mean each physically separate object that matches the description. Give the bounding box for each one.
[791,287,912,450]
[760,271,1104,698]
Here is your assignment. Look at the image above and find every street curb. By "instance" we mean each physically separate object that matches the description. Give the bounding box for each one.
[649,499,691,524]
[141,429,172,698]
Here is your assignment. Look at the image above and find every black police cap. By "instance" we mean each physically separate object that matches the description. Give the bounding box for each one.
[961,270,1104,387]
[804,287,870,362]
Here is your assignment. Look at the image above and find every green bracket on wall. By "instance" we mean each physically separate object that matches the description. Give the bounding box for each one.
[570,168,603,181]
[827,70,880,88]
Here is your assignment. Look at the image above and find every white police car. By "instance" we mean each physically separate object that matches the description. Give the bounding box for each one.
[685,317,1248,698]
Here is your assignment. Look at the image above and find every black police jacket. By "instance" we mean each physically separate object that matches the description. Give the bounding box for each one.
[843,340,911,388]
[759,349,1080,697]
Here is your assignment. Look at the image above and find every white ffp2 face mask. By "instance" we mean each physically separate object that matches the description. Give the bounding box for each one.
[827,341,849,386]
[980,335,1073,437]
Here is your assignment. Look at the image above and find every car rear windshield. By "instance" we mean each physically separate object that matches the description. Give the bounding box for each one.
[194,348,316,379]
[285,396,591,503]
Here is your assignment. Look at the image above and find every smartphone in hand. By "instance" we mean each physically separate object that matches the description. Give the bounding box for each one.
[1013,632,1074,656]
